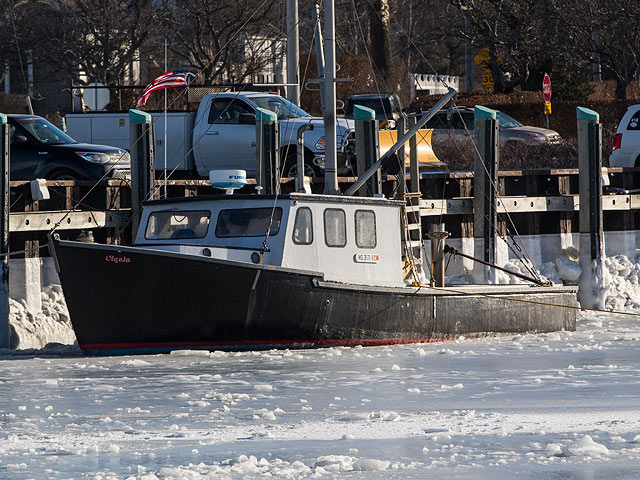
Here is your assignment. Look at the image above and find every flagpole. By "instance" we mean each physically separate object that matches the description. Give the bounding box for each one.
[164,39,168,198]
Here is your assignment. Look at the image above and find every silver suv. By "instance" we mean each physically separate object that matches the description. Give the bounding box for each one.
[424,107,562,146]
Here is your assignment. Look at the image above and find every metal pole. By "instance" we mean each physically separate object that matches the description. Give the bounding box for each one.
[296,124,313,192]
[322,0,339,195]
[286,0,300,105]
[0,115,9,348]
[312,4,326,115]
[345,88,456,196]
[164,39,168,198]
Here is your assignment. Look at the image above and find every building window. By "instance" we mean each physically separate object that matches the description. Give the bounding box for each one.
[355,210,376,248]
[324,208,346,247]
[292,207,313,245]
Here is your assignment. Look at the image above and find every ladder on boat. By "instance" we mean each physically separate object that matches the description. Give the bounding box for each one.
[402,192,425,283]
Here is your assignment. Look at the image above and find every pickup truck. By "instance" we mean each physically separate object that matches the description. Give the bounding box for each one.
[65,92,354,178]
[5,114,130,181]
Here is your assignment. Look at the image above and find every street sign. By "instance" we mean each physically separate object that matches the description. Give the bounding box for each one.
[543,74,551,103]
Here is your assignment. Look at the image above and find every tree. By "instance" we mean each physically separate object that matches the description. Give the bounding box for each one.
[161,0,280,84]
[451,0,558,93]
[14,0,160,86]
[549,0,640,100]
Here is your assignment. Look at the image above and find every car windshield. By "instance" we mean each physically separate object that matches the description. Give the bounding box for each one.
[496,111,523,128]
[251,96,310,119]
[15,117,76,145]
[347,98,393,116]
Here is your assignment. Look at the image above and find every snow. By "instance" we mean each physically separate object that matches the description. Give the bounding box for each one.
[2,255,640,478]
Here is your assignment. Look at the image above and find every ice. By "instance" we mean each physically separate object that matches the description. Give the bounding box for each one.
[5,259,640,478]
[563,435,610,457]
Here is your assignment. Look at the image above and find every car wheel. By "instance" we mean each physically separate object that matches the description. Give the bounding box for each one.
[283,152,321,178]
[49,170,81,181]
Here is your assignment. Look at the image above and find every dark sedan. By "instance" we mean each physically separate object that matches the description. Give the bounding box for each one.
[7,115,130,181]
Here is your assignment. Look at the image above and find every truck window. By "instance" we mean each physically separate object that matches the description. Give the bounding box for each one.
[208,99,253,125]
[145,210,211,240]
[215,207,283,238]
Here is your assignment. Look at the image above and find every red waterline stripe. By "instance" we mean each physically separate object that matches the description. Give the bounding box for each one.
[81,337,458,352]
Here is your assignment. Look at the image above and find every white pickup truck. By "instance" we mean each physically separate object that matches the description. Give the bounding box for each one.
[65,92,355,178]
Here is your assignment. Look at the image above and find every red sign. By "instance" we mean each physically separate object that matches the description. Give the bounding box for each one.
[543,74,552,103]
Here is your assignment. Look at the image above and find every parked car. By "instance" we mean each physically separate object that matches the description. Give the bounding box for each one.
[609,104,640,167]
[423,107,563,146]
[345,93,403,129]
[7,115,130,181]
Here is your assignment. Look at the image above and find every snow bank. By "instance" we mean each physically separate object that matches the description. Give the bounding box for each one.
[7,284,77,350]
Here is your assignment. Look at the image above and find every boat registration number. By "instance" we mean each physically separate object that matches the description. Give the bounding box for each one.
[354,253,380,263]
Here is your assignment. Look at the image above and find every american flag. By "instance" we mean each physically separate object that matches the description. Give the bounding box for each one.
[136,71,196,106]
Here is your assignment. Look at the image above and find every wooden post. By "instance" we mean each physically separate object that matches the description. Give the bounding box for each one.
[255,107,280,195]
[429,223,449,287]
[354,105,381,196]
[0,115,9,348]
[577,107,605,309]
[473,106,499,283]
[129,109,155,239]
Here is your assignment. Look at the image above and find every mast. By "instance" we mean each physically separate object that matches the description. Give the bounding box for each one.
[286,0,300,105]
[322,0,340,195]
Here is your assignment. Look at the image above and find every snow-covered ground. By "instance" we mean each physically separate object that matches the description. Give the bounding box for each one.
[2,255,640,479]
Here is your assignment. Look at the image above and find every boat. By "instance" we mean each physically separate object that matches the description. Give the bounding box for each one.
[48,0,576,356]
[49,185,577,356]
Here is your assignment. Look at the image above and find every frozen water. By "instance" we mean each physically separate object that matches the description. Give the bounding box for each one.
[2,309,640,479]
[2,256,640,478]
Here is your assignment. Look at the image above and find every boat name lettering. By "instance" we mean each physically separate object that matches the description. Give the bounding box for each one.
[105,255,131,264]
[354,253,380,263]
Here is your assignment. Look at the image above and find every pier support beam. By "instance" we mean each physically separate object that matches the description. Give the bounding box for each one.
[354,105,381,197]
[429,223,449,287]
[0,114,9,348]
[577,107,606,309]
[473,106,499,284]
[255,108,280,195]
[129,109,155,238]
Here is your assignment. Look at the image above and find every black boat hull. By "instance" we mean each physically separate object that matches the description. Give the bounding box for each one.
[51,239,577,355]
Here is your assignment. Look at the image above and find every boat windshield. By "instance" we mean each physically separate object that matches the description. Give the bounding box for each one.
[15,117,77,145]
[215,207,282,238]
[145,210,211,240]
[251,96,310,119]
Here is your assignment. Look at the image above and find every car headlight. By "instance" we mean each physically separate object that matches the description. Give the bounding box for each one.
[315,136,325,150]
[75,152,111,164]
[527,133,546,141]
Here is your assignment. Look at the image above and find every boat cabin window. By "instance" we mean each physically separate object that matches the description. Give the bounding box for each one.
[355,210,377,248]
[324,208,346,247]
[292,207,313,245]
[145,210,211,240]
[215,207,282,238]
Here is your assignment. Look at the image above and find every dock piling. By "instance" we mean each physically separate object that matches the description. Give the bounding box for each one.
[129,109,155,238]
[577,107,606,309]
[0,114,8,348]
[473,106,499,284]
[354,105,381,197]
[255,108,280,195]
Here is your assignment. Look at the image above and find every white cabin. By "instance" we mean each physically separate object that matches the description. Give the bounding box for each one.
[135,193,406,288]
